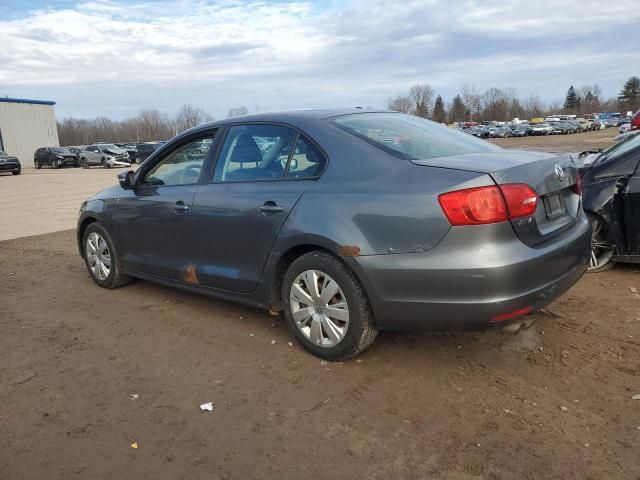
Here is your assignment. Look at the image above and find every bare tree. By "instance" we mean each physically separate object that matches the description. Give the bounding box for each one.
[227,105,249,118]
[174,104,213,134]
[461,84,481,121]
[409,83,435,118]
[384,95,412,113]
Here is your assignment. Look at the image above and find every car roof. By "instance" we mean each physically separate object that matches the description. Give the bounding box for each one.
[188,108,390,132]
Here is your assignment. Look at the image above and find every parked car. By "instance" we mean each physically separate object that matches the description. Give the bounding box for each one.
[469,125,490,138]
[34,147,79,169]
[577,118,593,131]
[0,149,21,175]
[530,123,552,135]
[619,123,631,134]
[79,144,131,168]
[579,132,640,272]
[77,109,590,360]
[550,122,571,135]
[512,125,532,137]
[116,143,138,163]
[135,141,165,163]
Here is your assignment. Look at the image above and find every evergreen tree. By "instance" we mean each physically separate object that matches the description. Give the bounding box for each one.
[564,85,578,110]
[433,95,446,123]
[449,94,466,122]
[618,76,640,111]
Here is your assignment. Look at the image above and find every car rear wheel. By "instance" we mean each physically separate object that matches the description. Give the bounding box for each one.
[282,251,378,361]
[587,213,615,272]
[82,223,132,288]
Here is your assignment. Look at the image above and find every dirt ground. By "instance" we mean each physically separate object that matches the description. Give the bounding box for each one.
[1,129,639,480]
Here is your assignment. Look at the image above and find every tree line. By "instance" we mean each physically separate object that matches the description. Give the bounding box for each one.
[385,76,639,124]
[58,76,639,145]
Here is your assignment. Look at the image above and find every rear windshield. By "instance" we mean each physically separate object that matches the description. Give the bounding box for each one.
[331,113,500,160]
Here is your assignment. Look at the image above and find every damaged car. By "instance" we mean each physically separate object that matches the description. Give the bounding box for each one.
[0,149,21,175]
[79,144,131,168]
[77,109,590,360]
[579,132,640,271]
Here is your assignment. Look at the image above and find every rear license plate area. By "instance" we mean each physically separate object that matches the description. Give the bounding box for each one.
[543,193,565,219]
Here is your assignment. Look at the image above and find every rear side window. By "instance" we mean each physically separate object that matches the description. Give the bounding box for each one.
[214,125,297,182]
[285,137,325,178]
[332,113,500,160]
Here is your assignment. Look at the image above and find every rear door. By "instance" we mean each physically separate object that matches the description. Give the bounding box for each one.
[188,124,326,292]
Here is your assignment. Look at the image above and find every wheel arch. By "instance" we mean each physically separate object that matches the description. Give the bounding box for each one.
[77,216,98,255]
[266,239,368,313]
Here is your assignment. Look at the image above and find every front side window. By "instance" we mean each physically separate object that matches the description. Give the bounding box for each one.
[142,135,214,186]
[285,137,325,178]
[214,124,297,182]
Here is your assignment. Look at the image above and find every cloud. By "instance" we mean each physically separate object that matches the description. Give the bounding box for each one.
[0,0,638,118]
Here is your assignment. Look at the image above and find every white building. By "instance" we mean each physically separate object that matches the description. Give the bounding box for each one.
[0,97,59,167]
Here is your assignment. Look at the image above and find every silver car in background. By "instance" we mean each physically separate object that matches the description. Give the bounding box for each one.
[79,144,131,168]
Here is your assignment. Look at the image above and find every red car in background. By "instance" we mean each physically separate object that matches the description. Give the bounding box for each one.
[631,109,640,130]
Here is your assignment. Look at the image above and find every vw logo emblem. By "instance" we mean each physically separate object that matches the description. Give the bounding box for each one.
[554,163,565,181]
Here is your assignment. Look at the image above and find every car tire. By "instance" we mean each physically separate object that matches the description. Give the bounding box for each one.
[12,170,20,175]
[80,158,89,169]
[52,159,59,169]
[102,158,110,169]
[281,250,378,361]
[82,222,132,288]
[587,213,615,273]
[34,160,41,169]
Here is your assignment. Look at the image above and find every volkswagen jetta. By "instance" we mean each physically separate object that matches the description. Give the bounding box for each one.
[77,109,590,360]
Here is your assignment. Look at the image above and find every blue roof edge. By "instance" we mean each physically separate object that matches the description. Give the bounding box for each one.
[0,97,56,106]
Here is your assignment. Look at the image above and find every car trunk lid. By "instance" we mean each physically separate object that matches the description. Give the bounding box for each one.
[411,150,582,246]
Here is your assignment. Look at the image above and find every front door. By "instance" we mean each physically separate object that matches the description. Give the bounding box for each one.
[189,124,326,292]
[114,132,217,281]
[624,173,640,256]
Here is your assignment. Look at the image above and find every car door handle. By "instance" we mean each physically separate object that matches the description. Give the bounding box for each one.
[174,201,190,213]
[259,202,284,214]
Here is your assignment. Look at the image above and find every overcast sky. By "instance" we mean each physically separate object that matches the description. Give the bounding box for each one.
[1,0,639,120]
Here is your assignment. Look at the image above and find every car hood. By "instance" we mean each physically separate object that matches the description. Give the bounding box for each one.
[0,155,18,161]
[104,148,127,155]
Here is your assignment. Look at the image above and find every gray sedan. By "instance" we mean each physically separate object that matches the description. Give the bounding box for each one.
[77,109,590,360]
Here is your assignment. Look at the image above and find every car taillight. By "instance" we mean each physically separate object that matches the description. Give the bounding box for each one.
[570,173,582,195]
[438,184,538,226]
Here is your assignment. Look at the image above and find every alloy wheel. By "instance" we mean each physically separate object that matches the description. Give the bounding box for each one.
[289,270,350,348]
[86,232,111,280]
[588,216,615,272]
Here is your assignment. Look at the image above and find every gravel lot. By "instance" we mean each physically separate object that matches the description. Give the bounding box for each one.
[1,130,638,480]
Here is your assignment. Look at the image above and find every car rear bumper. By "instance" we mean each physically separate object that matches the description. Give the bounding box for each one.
[347,211,591,331]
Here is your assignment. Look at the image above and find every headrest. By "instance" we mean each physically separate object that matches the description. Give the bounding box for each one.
[230,134,263,163]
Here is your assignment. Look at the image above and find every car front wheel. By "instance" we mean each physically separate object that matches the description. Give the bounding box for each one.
[52,159,59,169]
[82,223,132,288]
[282,251,378,361]
[587,213,615,272]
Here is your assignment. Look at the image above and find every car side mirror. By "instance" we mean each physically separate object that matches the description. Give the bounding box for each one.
[118,170,135,189]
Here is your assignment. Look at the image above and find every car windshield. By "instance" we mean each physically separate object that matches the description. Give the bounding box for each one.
[332,113,500,160]
[0,150,6,156]
[99,144,118,150]
[50,147,70,153]
[596,132,640,165]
